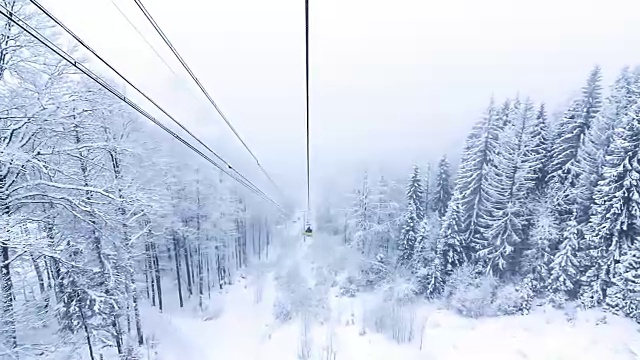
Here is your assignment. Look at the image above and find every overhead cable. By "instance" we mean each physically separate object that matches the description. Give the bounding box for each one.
[131,0,286,199]
[1,3,283,210]
[27,0,278,206]
[107,0,177,76]
[305,0,311,212]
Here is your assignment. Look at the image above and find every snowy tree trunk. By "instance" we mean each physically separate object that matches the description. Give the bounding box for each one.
[183,235,193,296]
[258,221,262,260]
[44,261,54,302]
[173,232,184,307]
[72,123,124,354]
[1,242,17,350]
[130,275,144,346]
[0,164,16,351]
[79,302,96,360]
[250,221,257,256]
[191,244,198,288]
[216,245,224,289]
[241,207,248,266]
[31,252,50,316]
[110,149,145,345]
[198,245,204,311]
[44,212,62,303]
[235,218,243,269]
[147,242,156,306]
[152,242,163,312]
[144,258,151,300]
[29,254,45,294]
[111,299,124,355]
[266,226,270,260]
[343,214,349,245]
[206,253,211,299]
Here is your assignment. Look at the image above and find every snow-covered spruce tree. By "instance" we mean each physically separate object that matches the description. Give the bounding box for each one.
[397,166,424,267]
[350,172,374,256]
[474,101,516,271]
[372,176,400,257]
[348,172,393,286]
[576,67,636,224]
[516,103,555,287]
[437,202,468,276]
[548,219,581,299]
[479,201,525,278]
[437,99,501,272]
[407,166,425,222]
[412,218,443,297]
[512,99,540,201]
[547,66,603,224]
[397,202,419,268]
[528,103,552,196]
[432,155,452,219]
[343,187,360,248]
[478,98,538,277]
[606,240,640,320]
[592,67,637,169]
[423,162,432,216]
[496,97,518,130]
[580,101,640,308]
[522,201,559,291]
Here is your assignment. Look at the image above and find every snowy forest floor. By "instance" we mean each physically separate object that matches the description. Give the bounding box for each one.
[140,221,640,360]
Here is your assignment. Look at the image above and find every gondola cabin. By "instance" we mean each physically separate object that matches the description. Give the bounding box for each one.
[303,224,313,237]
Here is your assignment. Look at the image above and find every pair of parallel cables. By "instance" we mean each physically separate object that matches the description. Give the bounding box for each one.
[0,0,315,212]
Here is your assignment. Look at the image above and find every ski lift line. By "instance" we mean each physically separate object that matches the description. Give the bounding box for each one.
[302,0,312,237]
[28,0,224,165]
[26,0,277,206]
[107,0,177,76]
[131,0,287,200]
[305,0,310,212]
[107,0,229,135]
[0,5,284,211]
[304,0,310,210]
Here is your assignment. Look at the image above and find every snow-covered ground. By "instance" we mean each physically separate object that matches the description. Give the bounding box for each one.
[142,226,640,360]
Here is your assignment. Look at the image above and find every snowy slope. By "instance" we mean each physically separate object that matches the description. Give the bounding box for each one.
[142,225,640,360]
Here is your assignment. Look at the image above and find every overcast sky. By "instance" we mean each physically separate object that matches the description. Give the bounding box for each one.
[43,0,640,209]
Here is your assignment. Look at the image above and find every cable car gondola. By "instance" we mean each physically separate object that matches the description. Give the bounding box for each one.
[302,212,313,237]
[303,224,313,237]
